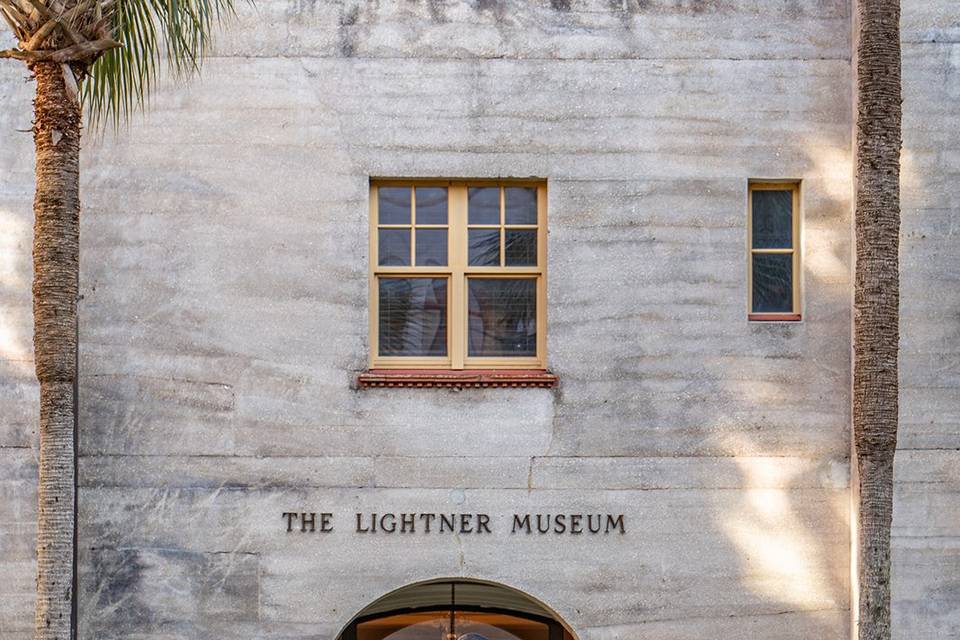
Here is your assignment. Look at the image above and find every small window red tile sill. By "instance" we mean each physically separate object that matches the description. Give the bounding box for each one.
[357,369,558,389]
[748,313,802,322]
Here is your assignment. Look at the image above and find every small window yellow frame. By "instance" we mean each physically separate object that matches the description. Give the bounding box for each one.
[747,181,801,320]
[369,180,548,370]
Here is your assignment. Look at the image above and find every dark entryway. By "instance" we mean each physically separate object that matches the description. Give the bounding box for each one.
[338,580,575,640]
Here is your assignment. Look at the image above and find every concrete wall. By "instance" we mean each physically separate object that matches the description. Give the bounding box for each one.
[0,43,40,637]
[894,2,960,638]
[0,1,866,638]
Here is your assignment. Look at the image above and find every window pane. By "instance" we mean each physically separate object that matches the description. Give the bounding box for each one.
[455,612,550,640]
[378,229,410,266]
[356,610,550,640]
[415,229,448,266]
[505,187,537,225]
[752,253,793,312]
[379,187,411,225]
[469,229,501,266]
[505,229,537,266]
[752,190,793,249]
[415,187,448,225]
[379,279,447,357]
[468,279,537,357]
[468,187,500,225]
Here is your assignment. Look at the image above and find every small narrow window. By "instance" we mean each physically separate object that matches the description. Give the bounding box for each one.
[748,182,800,321]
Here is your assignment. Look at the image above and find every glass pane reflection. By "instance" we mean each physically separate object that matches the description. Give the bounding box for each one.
[378,229,410,266]
[469,187,501,225]
[379,279,447,356]
[752,253,793,312]
[752,190,792,249]
[504,229,537,266]
[416,187,448,225]
[415,229,448,266]
[356,611,549,640]
[469,229,501,266]
[379,187,411,225]
[468,279,536,357]
[504,187,537,225]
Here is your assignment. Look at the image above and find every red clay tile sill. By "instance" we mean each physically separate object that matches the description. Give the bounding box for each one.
[748,313,802,322]
[357,369,558,389]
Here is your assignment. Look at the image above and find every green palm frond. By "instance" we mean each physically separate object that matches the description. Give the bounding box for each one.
[83,0,238,127]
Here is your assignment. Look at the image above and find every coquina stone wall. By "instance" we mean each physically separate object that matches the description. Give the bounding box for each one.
[0,1,949,639]
[894,2,960,638]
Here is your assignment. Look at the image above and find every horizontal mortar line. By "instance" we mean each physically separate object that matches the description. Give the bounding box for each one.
[89,545,260,556]
[76,453,528,461]
[903,38,960,44]
[76,453,849,460]
[77,484,848,492]
[599,605,847,627]
[901,385,960,390]
[65,142,832,154]
[555,223,743,231]
[83,373,231,384]
[210,53,852,63]
[322,10,851,18]
[894,481,959,486]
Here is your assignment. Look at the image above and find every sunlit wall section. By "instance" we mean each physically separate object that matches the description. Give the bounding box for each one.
[0,53,40,640]
[894,2,960,638]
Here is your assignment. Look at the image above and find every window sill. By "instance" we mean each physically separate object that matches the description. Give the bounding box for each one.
[748,313,802,322]
[357,369,559,389]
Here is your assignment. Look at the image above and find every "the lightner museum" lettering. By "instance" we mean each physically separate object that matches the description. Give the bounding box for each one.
[281,512,626,535]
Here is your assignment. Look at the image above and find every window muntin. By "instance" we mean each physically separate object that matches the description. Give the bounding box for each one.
[355,610,552,640]
[370,180,546,370]
[748,182,800,320]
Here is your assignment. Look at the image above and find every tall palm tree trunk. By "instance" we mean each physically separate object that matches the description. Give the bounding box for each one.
[2,1,236,638]
[854,1,902,639]
[30,60,81,640]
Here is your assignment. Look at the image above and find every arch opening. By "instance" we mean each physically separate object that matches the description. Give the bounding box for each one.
[337,579,577,640]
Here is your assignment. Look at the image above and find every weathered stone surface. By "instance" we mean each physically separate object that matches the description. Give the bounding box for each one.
[0,61,37,637]
[894,2,960,638]
[76,484,849,638]
[2,0,854,635]
[78,453,849,491]
[0,449,36,640]
[0,0,953,638]
[213,0,851,62]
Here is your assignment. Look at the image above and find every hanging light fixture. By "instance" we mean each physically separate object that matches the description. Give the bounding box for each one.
[444,582,490,640]
[445,583,456,640]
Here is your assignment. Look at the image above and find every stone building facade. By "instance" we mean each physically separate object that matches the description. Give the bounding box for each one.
[0,1,957,639]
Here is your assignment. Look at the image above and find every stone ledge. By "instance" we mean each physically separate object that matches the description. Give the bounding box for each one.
[748,313,802,322]
[357,369,558,389]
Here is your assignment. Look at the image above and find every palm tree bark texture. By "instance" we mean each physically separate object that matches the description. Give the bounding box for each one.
[854,1,902,640]
[30,59,82,640]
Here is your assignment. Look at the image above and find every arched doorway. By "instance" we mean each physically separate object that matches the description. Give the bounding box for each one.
[338,579,576,640]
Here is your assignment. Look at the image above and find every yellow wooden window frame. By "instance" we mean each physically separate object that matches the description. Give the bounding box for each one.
[369,180,548,370]
[747,181,801,320]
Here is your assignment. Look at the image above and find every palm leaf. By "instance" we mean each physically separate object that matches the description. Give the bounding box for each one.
[83,0,237,128]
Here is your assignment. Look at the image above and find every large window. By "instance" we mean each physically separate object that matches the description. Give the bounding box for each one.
[748,181,801,321]
[370,181,547,370]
